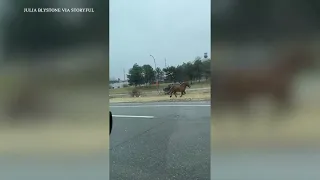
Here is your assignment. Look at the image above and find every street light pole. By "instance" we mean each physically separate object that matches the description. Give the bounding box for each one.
[165,58,167,68]
[149,54,159,93]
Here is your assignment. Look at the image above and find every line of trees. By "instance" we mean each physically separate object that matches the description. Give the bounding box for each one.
[127,56,211,86]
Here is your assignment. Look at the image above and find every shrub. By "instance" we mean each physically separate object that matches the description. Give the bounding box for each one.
[130,88,141,97]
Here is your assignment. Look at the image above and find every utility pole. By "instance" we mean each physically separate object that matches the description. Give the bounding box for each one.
[150,55,159,93]
[123,69,125,81]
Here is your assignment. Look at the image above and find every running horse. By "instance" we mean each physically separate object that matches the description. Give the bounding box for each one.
[212,46,314,114]
[169,82,191,98]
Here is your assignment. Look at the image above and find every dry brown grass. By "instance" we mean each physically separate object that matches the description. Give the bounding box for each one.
[109,90,210,103]
[110,81,210,94]
[0,121,108,155]
[212,103,320,149]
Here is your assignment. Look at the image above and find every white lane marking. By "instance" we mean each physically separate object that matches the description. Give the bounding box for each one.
[112,115,155,118]
[110,104,210,108]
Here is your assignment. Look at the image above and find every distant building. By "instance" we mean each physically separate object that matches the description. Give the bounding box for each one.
[110,80,129,89]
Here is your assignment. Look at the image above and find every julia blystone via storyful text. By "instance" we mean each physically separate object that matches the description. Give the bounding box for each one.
[24,8,94,13]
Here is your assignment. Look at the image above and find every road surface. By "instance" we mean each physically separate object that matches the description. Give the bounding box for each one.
[111,101,320,180]
[0,154,109,180]
[2,100,318,179]
[110,101,211,180]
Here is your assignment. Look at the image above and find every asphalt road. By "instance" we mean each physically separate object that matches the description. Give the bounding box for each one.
[110,101,211,180]
[3,100,318,179]
[0,154,109,180]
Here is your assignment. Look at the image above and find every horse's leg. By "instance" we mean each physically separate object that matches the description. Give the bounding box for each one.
[174,92,177,98]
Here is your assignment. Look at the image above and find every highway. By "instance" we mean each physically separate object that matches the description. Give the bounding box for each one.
[110,101,211,180]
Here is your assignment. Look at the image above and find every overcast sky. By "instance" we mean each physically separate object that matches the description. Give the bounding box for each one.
[110,0,210,80]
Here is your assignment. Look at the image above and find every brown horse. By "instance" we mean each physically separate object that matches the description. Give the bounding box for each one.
[212,46,314,114]
[169,82,191,98]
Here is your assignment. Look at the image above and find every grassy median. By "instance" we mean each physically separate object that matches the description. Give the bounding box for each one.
[212,102,320,150]
[110,81,210,94]
[110,89,210,103]
[0,120,108,155]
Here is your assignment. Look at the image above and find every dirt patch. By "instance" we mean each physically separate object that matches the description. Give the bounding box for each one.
[109,91,210,103]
